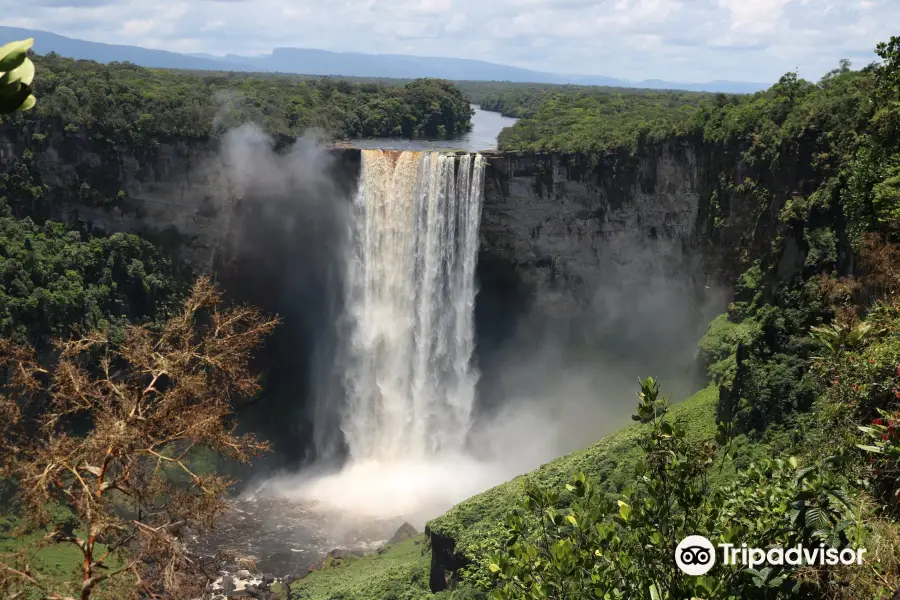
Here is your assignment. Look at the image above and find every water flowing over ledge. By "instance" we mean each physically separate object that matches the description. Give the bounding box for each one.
[341,150,486,461]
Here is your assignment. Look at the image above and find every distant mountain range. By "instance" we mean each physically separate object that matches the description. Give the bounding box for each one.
[0,26,769,94]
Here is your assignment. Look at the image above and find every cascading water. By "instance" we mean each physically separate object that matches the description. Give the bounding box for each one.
[342,150,485,461]
[252,149,500,530]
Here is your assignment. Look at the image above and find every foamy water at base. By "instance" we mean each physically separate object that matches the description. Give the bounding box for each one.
[189,456,508,576]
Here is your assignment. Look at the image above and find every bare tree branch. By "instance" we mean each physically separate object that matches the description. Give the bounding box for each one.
[0,277,277,599]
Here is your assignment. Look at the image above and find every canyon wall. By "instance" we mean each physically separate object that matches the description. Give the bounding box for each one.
[0,122,358,271]
[1,122,749,301]
[0,122,228,270]
[1,123,762,462]
[480,145,709,315]
[471,141,760,426]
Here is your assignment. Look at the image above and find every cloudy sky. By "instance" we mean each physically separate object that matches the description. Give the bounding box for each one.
[4,0,898,83]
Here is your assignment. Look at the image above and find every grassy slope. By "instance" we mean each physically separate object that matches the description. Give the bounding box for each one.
[428,385,719,558]
[290,535,433,600]
[0,515,129,599]
[290,386,719,599]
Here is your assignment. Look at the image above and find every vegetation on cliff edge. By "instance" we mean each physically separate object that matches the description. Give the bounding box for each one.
[1,53,473,145]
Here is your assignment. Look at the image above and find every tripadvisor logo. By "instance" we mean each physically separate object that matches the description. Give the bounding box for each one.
[675,535,716,576]
[675,535,868,576]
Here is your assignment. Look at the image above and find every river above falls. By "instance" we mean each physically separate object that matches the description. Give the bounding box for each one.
[340,105,517,151]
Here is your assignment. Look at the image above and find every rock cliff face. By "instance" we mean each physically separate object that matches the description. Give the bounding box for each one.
[0,122,757,457]
[472,142,752,415]
[1,122,740,302]
[0,121,231,270]
[479,144,710,316]
[0,122,358,272]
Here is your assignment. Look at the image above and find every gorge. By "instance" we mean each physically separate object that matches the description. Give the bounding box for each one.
[188,137,735,578]
[2,116,749,564]
[4,35,899,600]
[0,97,766,462]
[5,106,889,597]
[0,120,742,463]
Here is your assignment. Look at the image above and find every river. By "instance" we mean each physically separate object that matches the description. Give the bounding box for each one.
[340,105,517,151]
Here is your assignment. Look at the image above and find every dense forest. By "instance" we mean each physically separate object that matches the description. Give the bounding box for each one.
[1,34,900,600]
[493,89,707,153]
[492,54,894,159]
[0,213,183,346]
[1,54,474,143]
[458,81,708,119]
[449,38,900,600]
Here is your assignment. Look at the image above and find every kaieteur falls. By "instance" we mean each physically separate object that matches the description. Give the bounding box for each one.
[343,150,484,461]
[271,149,501,524]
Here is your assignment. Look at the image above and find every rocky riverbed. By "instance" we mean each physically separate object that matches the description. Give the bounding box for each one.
[188,494,410,578]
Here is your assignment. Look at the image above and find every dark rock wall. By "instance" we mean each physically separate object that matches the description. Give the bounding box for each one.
[0,121,229,270]
[479,144,709,316]
[1,122,761,461]
[472,142,755,417]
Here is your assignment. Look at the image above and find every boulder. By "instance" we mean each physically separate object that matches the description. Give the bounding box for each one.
[235,555,257,573]
[387,522,418,545]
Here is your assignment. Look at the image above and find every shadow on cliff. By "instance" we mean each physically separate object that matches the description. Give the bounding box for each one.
[470,234,729,473]
[210,125,356,472]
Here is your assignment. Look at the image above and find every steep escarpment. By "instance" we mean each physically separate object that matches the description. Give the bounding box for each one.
[0,121,785,461]
[0,120,228,269]
[480,144,708,316]
[473,140,765,413]
[477,137,806,317]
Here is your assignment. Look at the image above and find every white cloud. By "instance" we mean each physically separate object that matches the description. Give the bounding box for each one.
[717,0,791,35]
[4,0,897,82]
[119,18,154,37]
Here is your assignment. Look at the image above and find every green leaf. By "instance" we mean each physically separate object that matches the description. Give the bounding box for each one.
[0,38,33,71]
[617,500,632,521]
[857,444,883,453]
[19,93,35,111]
[0,57,35,86]
[649,583,661,600]
[0,82,32,114]
[805,507,830,531]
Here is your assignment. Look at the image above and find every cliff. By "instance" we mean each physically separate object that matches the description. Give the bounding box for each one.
[0,122,360,272]
[0,121,753,298]
[0,122,775,461]
[0,121,230,269]
[1,124,812,585]
[480,145,707,314]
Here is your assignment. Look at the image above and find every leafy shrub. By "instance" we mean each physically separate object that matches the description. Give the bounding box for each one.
[0,206,183,344]
[487,380,873,600]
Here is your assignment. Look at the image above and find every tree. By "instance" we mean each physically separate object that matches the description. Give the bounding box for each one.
[0,38,37,114]
[875,35,900,98]
[489,379,729,600]
[0,277,278,600]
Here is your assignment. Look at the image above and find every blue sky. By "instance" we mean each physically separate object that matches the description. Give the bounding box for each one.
[4,0,898,82]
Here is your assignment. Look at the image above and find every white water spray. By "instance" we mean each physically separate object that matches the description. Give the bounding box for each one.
[342,150,485,460]
[263,150,501,525]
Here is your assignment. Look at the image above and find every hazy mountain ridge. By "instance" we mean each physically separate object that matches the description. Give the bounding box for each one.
[0,26,769,93]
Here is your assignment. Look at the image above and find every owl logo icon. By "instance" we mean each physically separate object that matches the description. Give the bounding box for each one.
[675,535,716,576]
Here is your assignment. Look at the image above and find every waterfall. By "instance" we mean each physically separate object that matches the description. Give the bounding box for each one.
[341,150,485,461]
